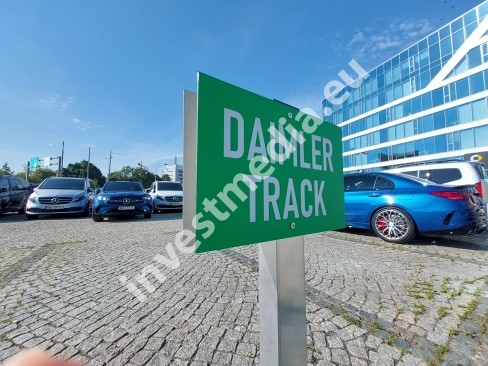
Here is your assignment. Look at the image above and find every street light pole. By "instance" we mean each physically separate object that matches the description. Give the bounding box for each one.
[107,151,127,179]
[154,164,167,184]
[60,141,64,176]
[86,147,91,180]
[108,151,112,179]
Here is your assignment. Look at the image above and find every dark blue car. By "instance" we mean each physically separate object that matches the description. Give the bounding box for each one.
[344,172,487,243]
[92,180,152,222]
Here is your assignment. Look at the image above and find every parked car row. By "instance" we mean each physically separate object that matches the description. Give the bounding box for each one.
[3,165,486,245]
[0,176,184,222]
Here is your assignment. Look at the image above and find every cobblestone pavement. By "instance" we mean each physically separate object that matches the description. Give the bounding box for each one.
[0,212,487,365]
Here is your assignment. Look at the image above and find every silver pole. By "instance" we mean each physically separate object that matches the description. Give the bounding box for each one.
[86,147,91,179]
[60,141,64,176]
[182,90,197,236]
[259,236,307,366]
[108,151,112,179]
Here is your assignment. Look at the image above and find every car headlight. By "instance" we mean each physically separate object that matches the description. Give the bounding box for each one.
[156,195,166,200]
[73,194,87,203]
[143,196,152,201]
[28,195,38,203]
[96,196,110,202]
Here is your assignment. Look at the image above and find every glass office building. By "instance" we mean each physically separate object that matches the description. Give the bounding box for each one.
[324,1,488,172]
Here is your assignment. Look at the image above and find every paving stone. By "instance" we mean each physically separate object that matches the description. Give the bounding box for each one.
[174,344,198,360]
[212,351,233,364]
[331,348,350,364]
[1,215,487,366]
[326,334,344,349]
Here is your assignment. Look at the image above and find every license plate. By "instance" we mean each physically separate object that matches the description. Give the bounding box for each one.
[170,202,182,206]
[47,205,64,210]
[118,206,135,210]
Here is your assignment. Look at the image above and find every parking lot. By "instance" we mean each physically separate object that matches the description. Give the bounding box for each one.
[0,212,487,365]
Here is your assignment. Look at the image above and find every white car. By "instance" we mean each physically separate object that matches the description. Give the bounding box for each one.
[147,181,183,212]
[387,161,488,204]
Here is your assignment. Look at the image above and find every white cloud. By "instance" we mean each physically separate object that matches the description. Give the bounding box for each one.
[71,117,102,131]
[344,18,435,64]
[40,94,76,110]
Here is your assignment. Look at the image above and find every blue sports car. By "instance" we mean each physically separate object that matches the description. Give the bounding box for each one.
[344,172,487,243]
[92,180,152,222]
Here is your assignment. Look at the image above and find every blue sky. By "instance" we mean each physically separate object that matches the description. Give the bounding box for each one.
[0,0,483,176]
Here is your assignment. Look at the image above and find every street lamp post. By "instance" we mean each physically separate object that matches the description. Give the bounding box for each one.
[49,142,64,176]
[107,151,127,179]
[154,164,167,184]
[60,141,64,176]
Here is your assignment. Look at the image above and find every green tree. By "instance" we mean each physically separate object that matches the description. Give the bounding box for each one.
[0,162,13,176]
[160,174,171,181]
[29,168,56,184]
[64,160,105,187]
[110,164,157,188]
[15,172,28,180]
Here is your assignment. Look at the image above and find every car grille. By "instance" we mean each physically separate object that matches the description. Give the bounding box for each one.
[108,197,144,204]
[39,197,74,204]
[165,196,183,202]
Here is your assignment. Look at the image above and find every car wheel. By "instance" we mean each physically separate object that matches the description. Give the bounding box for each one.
[92,213,103,222]
[144,212,152,219]
[371,207,416,243]
[26,214,39,220]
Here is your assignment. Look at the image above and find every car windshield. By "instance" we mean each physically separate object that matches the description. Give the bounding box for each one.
[104,181,144,192]
[39,178,85,190]
[157,182,182,191]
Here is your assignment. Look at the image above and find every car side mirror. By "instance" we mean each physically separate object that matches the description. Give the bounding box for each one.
[145,188,150,193]
[94,188,101,195]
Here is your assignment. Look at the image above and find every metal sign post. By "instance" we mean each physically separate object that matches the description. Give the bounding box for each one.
[259,237,306,366]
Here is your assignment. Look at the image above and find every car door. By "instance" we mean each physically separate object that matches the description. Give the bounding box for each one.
[9,178,24,210]
[0,177,9,212]
[344,174,383,228]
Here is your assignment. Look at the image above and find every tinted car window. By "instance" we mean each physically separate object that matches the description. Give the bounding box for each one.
[345,175,376,191]
[419,168,462,184]
[19,179,30,189]
[12,178,23,190]
[157,182,182,191]
[374,177,394,189]
[0,178,9,191]
[104,182,144,192]
[40,178,85,190]
[473,163,488,179]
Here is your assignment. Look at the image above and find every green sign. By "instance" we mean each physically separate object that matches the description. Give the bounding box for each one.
[195,73,345,253]
[29,157,40,169]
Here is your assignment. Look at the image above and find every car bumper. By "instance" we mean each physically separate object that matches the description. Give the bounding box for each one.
[25,202,88,216]
[93,204,152,216]
[422,206,487,235]
[153,198,183,210]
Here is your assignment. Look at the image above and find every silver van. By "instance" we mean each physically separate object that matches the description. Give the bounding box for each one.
[25,177,95,219]
[387,161,488,204]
